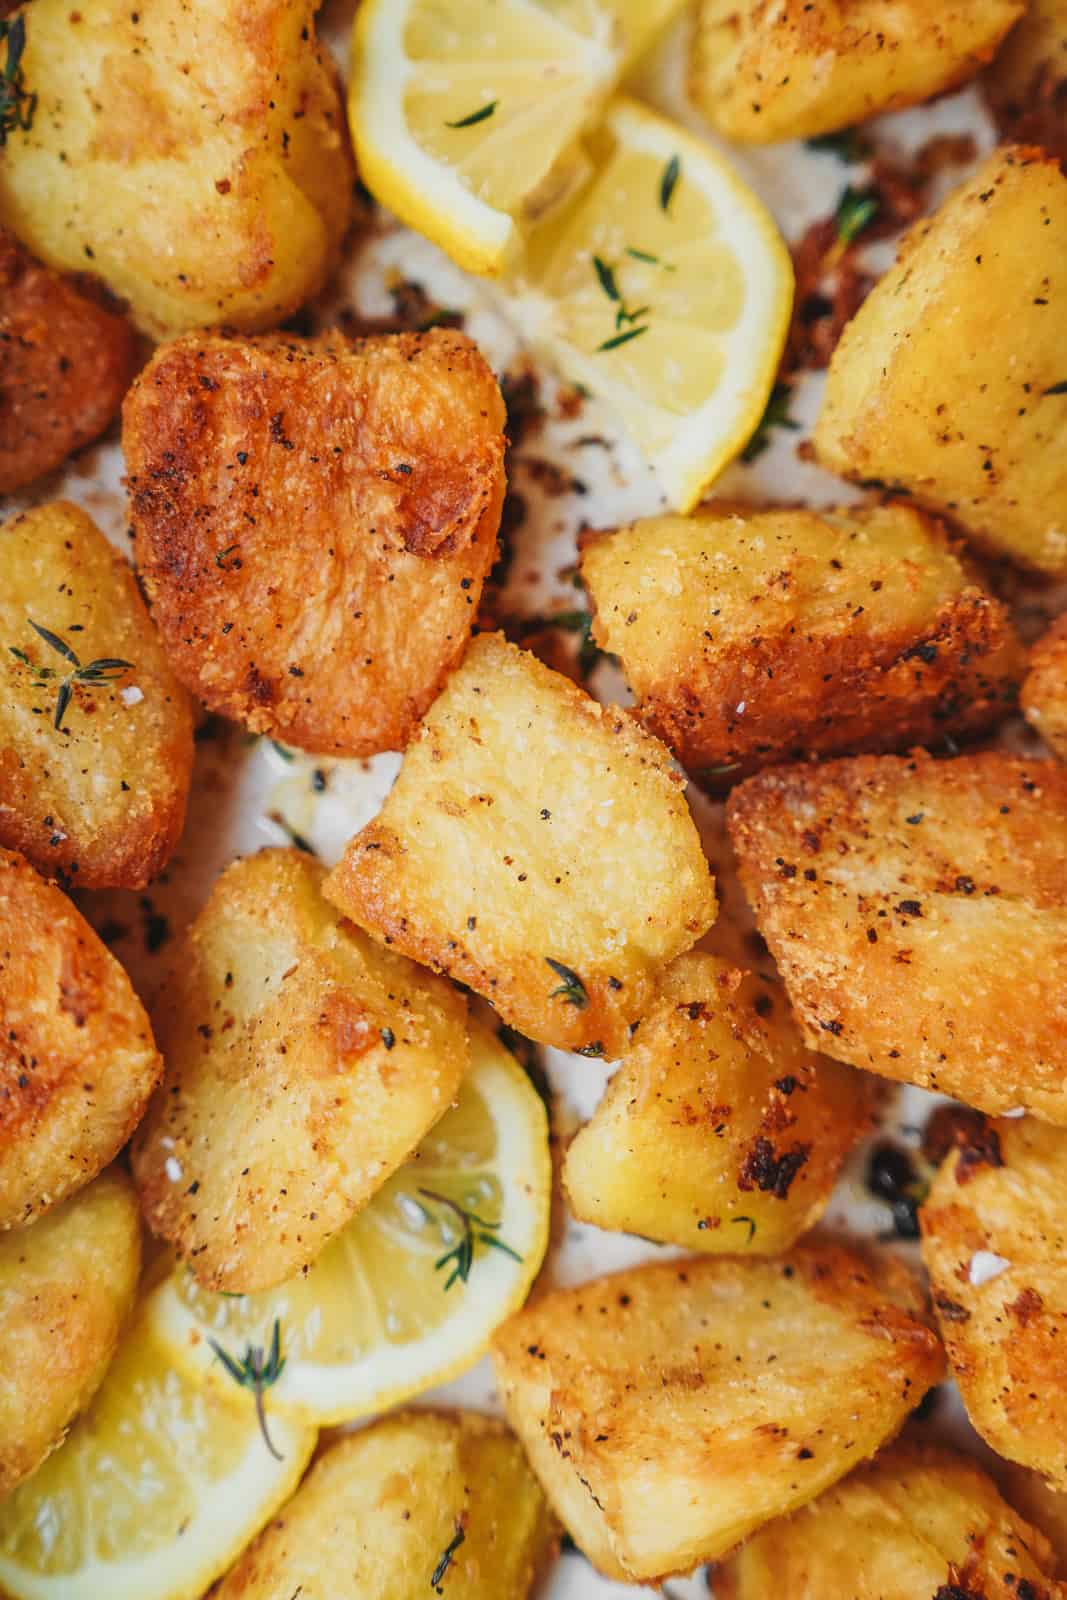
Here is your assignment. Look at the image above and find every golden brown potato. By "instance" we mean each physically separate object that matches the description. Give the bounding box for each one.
[712,1441,1061,1599]
[728,752,1067,1121]
[921,1115,1067,1489]
[0,0,353,339]
[689,0,1023,143]
[1024,616,1067,760]
[562,952,871,1252]
[815,148,1067,575]
[0,1167,140,1497]
[1001,1462,1067,1574]
[491,1246,943,1581]
[215,1410,559,1599]
[131,847,470,1293]
[0,229,137,495]
[582,501,1021,779]
[324,632,717,1057]
[0,848,161,1229]
[1,501,194,889]
[985,0,1067,162]
[125,330,507,757]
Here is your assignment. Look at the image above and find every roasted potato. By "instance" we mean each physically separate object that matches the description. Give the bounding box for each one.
[214,1410,559,1599]
[712,1440,1061,1599]
[921,1114,1067,1489]
[728,752,1067,1121]
[324,632,717,1056]
[0,847,161,1229]
[815,148,1067,575]
[985,0,1067,162]
[491,1246,943,1580]
[1,501,194,889]
[1001,1462,1067,1574]
[0,1167,140,1496]
[0,0,353,339]
[131,848,470,1293]
[562,952,871,1252]
[125,330,507,757]
[582,501,1021,779]
[1024,616,1067,760]
[0,229,137,495]
[689,0,1023,143]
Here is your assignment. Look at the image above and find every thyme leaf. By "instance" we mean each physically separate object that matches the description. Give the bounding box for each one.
[596,325,648,353]
[445,100,497,128]
[741,382,800,462]
[834,183,880,246]
[207,1319,287,1460]
[731,1215,757,1245]
[1043,380,1067,396]
[592,255,620,302]
[625,246,674,269]
[806,128,870,164]
[0,16,36,148]
[418,1189,522,1292]
[659,153,681,213]
[431,1518,467,1591]
[23,620,133,729]
[546,957,588,1009]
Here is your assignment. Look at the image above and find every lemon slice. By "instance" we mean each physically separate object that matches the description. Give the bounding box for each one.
[509,96,794,511]
[0,1316,314,1600]
[147,1023,551,1426]
[350,0,687,275]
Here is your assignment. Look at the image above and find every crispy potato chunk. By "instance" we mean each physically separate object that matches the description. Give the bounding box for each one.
[131,848,469,1293]
[1023,617,1067,760]
[0,1168,140,1496]
[1002,1463,1067,1574]
[562,952,871,1252]
[0,230,136,495]
[728,752,1067,1121]
[125,330,507,757]
[689,0,1022,143]
[215,1410,558,1599]
[582,501,1020,779]
[324,633,717,1056]
[712,1441,1060,1599]
[815,148,1067,575]
[985,0,1067,162]
[921,1114,1067,1488]
[0,848,161,1228]
[0,501,194,889]
[0,0,353,340]
[491,1246,943,1580]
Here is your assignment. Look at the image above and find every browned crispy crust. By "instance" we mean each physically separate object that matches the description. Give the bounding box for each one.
[0,229,137,495]
[0,848,161,1228]
[124,328,507,756]
[728,752,1067,1120]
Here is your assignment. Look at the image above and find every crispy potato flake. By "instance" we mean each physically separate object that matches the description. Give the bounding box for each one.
[0,1168,140,1497]
[131,848,470,1293]
[125,329,507,757]
[728,752,1067,1120]
[563,952,871,1253]
[582,501,1020,779]
[0,847,161,1229]
[921,1114,1067,1489]
[1024,617,1067,761]
[491,1246,943,1581]
[815,147,1067,575]
[214,1410,558,1599]
[712,1440,1060,1599]
[325,632,717,1056]
[0,501,194,890]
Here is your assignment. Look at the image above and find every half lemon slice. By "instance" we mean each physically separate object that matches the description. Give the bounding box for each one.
[147,1023,551,1426]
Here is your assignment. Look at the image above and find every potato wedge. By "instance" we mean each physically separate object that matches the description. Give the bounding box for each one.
[125,330,507,757]
[491,1246,943,1580]
[582,501,1020,779]
[324,632,717,1056]
[921,1114,1067,1489]
[0,0,353,338]
[690,0,1022,143]
[562,952,871,1253]
[985,0,1067,162]
[815,148,1067,575]
[728,752,1067,1121]
[0,1167,140,1497]
[214,1410,558,1599]
[0,847,161,1228]
[712,1440,1060,1599]
[131,848,469,1293]
[0,501,194,890]
[0,229,137,495]
[1024,616,1067,760]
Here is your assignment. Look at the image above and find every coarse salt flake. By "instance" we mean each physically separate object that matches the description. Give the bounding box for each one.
[164,1156,184,1183]
[969,1250,1011,1287]
[120,685,144,707]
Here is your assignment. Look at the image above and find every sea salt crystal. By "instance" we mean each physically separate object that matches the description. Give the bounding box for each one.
[120,685,144,707]
[969,1250,1011,1287]
[164,1156,184,1183]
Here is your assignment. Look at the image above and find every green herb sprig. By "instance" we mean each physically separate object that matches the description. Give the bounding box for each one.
[592,255,652,351]
[834,184,880,246]
[14,622,133,731]
[731,1215,757,1245]
[659,153,681,213]
[741,383,800,462]
[417,1189,522,1292]
[431,1518,467,1592]
[0,16,35,148]
[445,100,497,128]
[207,1319,287,1461]
[546,957,587,1009]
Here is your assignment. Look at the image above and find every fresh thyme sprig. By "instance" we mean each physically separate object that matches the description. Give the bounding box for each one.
[546,957,588,1009]
[834,183,880,246]
[445,100,497,128]
[592,255,652,350]
[741,382,800,462]
[417,1189,522,1292]
[0,16,35,148]
[207,1319,287,1461]
[659,153,681,213]
[431,1517,468,1592]
[14,621,133,730]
